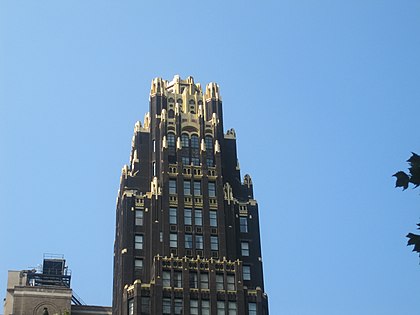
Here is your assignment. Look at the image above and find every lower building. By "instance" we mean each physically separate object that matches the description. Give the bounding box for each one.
[3,255,111,315]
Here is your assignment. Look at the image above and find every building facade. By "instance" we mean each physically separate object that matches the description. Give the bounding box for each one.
[113,75,269,315]
[3,255,112,315]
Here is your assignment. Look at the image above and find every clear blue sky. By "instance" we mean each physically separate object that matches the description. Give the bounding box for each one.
[1,1,420,314]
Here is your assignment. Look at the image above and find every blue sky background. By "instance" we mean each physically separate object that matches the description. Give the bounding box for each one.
[1,1,420,314]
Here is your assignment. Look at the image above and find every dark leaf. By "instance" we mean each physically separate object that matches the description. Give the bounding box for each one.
[407,152,420,167]
[393,171,409,190]
[407,233,420,253]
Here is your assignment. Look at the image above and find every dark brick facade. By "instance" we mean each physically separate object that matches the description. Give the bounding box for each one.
[113,76,269,315]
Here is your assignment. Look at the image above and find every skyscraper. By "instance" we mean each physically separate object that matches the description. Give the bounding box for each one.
[113,75,269,315]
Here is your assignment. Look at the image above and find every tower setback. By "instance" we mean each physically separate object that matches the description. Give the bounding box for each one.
[113,75,269,315]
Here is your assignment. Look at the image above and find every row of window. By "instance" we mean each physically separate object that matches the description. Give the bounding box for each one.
[164,271,236,290]
[136,209,249,237]
[167,134,213,151]
[169,233,219,251]
[133,260,252,280]
[169,180,216,197]
[170,208,217,226]
[129,297,258,315]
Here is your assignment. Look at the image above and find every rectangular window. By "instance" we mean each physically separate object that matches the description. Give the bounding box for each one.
[163,271,171,287]
[194,181,201,195]
[190,300,199,315]
[195,209,202,226]
[227,274,235,290]
[141,297,150,315]
[248,302,257,315]
[152,162,156,176]
[135,235,143,250]
[208,182,216,197]
[185,234,193,249]
[211,236,219,251]
[200,273,209,289]
[195,235,203,250]
[217,301,225,315]
[174,271,182,288]
[184,208,192,225]
[240,217,248,233]
[241,241,249,256]
[243,265,251,281]
[170,233,178,248]
[184,181,191,195]
[182,156,190,165]
[167,134,175,148]
[206,158,214,167]
[135,210,144,226]
[228,301,237,315]
[189,272,198,288]
[181,134,189,147]
[210,211,217,227]
[202,300,210,315]
[169,207,177,224]
[162,298,171,315]
[169,179,177,194]
[191,157,200,166]
[135,259,143,271]
[174,299,183,315]
[216,274,224,290]
[128,299,134,315]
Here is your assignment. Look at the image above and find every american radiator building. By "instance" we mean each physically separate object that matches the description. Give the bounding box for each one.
[113,75,269,315]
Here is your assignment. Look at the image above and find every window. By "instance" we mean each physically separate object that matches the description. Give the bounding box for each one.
[189,272,198,288]
[167,133,175,148]
[135,259,143,271]
[208,182,216,197]
[191,135,199,148]
[128,299,134,315]
[216,274,224,290]
[181,134,189,148]
[211,236,219,251]
[210,211,217,227]
[228,302,237,315]
[163,271,171,287]
[184,181,191,195]
[174,271,182,288]
[195,209,202,226]
[152,162,156,176]
[248,302,257,315]
[182,156,190,165]
[169,208,177,224]
[202,300,210,315]
[135,210,144,226]
[190,300,198,315]
[169,179,177,194]
[241,242,249,256]
[191,157,200,166]
[206,158,214,167]
[194,181,201,195]
[200,273,209,289]
[174,299,183,315]
[170,233,178,248]
[168,109,175,118]
[195,235,203,249]
[205,136,213,151]
[163,298,171,315]
[185,234,193,249]
[184,208,192,225]
[227,274,235,290]
[243,265,251,281]
[240,217,248,233]
[135,235,143,250]
[217,301,225,315]
[141,297,150,315]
